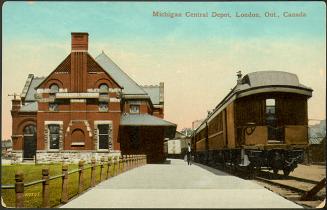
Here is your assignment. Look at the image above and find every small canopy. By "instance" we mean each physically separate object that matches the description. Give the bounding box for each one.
[120,114,177,138]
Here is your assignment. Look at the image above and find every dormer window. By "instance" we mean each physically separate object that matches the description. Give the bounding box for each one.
[50,84,59,93]
[99,84,109,112]
[99,84,109,94]
[49,84,59,111]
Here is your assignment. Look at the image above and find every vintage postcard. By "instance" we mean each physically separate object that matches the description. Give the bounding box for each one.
[1,1,326,208]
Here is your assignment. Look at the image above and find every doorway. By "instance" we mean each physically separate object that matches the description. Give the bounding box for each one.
[23,124,37,160]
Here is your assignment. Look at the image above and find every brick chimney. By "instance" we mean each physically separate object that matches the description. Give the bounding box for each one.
[71,32,88,51]
[70,32,89,92]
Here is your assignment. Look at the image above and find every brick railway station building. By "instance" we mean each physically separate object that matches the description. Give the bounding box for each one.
[11,32,176,163]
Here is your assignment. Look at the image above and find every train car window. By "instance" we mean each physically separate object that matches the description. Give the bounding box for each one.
[266,99,275,114]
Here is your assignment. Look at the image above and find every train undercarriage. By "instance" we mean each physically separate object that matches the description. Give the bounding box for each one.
[194,148,305,177]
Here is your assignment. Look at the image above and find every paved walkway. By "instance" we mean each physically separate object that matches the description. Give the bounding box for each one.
[61,159,302,208]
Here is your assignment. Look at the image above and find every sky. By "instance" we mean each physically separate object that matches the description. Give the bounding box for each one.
[1,1,326,139]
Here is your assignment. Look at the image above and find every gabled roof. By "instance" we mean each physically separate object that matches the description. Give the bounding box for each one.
[24,76,45,102]
[141,85,160,105]
[36,53,122,89]
[95,52,147,95]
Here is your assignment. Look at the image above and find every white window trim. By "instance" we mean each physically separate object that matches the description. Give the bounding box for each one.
[94,121,113,151]
[130,105,140,114]
[45,121,63,151]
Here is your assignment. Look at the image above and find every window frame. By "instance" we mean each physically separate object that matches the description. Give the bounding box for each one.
[45,121,62,151]
[130,105,140,114]
[95,121,113,151]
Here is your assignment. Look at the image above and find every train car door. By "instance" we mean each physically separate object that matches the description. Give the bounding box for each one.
[265,99,282,142]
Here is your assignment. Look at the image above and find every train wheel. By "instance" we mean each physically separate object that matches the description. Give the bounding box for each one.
[283,169,290,177]
[273,168,279,175]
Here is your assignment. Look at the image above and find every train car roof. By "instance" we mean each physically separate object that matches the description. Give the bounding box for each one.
[238,71,311,90]
[192,71,313,135]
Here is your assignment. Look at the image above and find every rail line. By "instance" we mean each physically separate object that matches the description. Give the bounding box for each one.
[254,176,307,194]
[203,162,323,202]
[257,171,320,185]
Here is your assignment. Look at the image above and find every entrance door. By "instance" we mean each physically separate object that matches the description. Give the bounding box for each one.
[23,125,37,160]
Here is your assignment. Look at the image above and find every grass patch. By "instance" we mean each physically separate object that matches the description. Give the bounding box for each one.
[1,162,117,207]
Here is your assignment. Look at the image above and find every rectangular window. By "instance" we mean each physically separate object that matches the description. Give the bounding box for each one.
[49,124,60,150]
[98,124,109,149]
[266,99,275,114]
[130,105,140,114]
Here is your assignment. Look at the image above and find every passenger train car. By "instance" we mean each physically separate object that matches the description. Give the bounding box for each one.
[191,71,313,176]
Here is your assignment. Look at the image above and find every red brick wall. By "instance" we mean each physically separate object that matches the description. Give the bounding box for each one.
[11,110,37,150]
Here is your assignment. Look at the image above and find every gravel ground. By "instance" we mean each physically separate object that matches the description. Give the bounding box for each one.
[290,164,326,181]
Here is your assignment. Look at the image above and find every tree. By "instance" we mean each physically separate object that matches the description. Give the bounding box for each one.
[180,128,194,137]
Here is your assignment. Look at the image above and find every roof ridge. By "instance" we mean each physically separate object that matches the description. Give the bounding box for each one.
[141,84,160,88]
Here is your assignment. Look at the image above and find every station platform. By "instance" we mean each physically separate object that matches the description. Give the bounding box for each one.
[61,159,302,208]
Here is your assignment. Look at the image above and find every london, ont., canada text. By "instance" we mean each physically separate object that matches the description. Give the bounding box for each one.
[152,11,307,19]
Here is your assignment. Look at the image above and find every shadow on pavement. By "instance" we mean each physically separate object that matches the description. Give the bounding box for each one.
[159,159,171,164]
[192,162,231,176]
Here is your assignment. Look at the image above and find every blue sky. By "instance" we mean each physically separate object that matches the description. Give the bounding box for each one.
[2,1,326,139]
[3,1,325,42]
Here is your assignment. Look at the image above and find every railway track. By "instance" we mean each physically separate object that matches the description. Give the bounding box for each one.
[255,170,322,195]
[253,170,325,208]
[203,162,325,208]
[255,176,307,194]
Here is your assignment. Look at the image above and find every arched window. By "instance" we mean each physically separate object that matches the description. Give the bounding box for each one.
[50,84,59,93]
[24,124,36,135]
[99,84,109,93]
[71,129,85,147]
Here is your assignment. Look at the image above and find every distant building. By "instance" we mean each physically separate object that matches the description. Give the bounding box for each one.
[10,32,176,163]
[307,120,326,163]
[164,131,190,159]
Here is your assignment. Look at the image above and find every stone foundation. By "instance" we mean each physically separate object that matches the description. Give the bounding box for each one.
[11,151,23,164]
[11,150,121,164]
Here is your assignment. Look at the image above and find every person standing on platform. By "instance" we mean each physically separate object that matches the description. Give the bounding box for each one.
[187,143,192,165]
